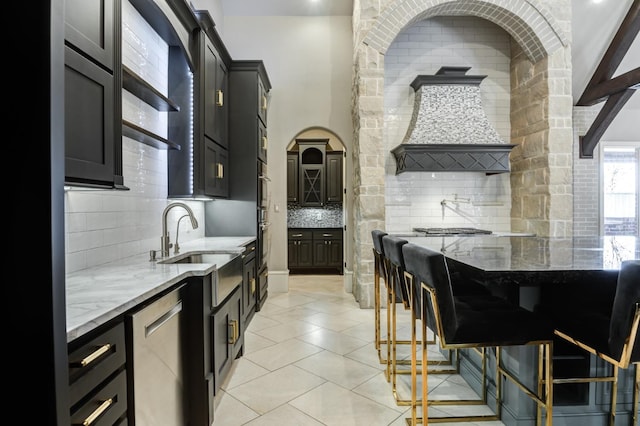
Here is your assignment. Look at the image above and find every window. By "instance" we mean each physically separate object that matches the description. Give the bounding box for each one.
[601,143,640,237]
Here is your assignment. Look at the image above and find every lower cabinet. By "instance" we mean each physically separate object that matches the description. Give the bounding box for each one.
[242,241,257,330]
[288,228,343,274]
[212,285,243,393]
[288,229,313,268]
[68,321,128,426]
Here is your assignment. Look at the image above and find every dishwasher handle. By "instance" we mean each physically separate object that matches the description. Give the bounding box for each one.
[145,300,183,338]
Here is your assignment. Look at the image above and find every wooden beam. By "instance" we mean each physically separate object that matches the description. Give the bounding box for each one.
[579,89,636,158]
[577,67,640,106]
[577,0,640,105]
[577,0,639,158]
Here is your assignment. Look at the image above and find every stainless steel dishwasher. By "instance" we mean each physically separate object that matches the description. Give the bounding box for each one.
[127,284,187,426]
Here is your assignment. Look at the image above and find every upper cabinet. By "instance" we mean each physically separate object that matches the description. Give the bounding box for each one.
[64,0,125,189]
[326,151,344,203]
[288,140,343,206]
[229,61,271,165]
[168,9,231,199]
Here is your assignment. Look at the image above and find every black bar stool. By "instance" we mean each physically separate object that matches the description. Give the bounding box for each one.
[381,235,413,405]
[553,259,639,426]
[402,242,554,425]
[371,230,391,369]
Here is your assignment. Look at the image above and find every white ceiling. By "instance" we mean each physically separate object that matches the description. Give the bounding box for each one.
[220,0,638,108]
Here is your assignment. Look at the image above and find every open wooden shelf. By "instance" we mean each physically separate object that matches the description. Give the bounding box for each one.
[123,66,180,112]
[122,120,181,150]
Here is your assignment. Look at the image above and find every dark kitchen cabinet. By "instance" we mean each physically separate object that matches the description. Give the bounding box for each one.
[289,141,343,206]
[64,0,125,189]
[288,228,343,274]
[312,229,343,273]
[204,138,229,198]
[287,153,299,202]
[299,140,326,206]
[287,229,314,269]
[326,151,343,203]
[242,241,257,329]
[169,10,230,199]
[205,60,271,294]
[212,286,243,393]
[68,321,128,425]
[228,61,270,166]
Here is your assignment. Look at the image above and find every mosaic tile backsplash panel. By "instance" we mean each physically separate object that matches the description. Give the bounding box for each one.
[287,204,344,228]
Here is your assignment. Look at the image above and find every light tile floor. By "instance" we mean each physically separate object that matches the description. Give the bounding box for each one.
[212,274,505,426]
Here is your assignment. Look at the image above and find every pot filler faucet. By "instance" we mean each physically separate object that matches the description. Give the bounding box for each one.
[161,202,199,257]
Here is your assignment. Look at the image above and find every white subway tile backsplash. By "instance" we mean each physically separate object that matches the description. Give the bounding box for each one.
[384,16,512,233]
[64,1,204,273]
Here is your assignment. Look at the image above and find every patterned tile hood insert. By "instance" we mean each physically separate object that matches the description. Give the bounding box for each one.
[391,66,515,174]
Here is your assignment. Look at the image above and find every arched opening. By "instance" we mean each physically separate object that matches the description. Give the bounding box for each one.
[285,127,348,280]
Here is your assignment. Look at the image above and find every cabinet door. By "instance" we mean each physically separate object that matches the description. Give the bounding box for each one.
[65,0,114,71]
[242,252,256,327]
[326,152,343,203]
[257,76,268,126]
[213,59,228,148]
[203,40,218,143]
[65,46,116,186]
[328,239,343,270]
[298,240,314,267]
[204,138,229,198]
[212,287,241,394]
[287,154,299,202]
[258,118,267,163]
[300,165,324,206]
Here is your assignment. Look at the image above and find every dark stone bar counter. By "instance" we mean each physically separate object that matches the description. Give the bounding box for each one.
[397,234,639,426]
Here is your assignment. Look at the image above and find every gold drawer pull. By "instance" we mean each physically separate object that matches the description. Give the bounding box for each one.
[216,163,224,179]
[82,398,113,426]
[228,320,239,344]
[261,95,267,110]
[251,278,256,294]
[216,90,224,106]
[75,344,112,368]
[262,136,268,150]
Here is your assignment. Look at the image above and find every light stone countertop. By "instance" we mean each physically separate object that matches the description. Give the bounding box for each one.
[66,236,255,342]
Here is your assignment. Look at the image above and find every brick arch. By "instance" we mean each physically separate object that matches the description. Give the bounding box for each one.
[363,0,567,63]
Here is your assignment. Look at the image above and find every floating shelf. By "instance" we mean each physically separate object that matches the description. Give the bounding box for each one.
[122,120,181,150]
[123,66,180,112]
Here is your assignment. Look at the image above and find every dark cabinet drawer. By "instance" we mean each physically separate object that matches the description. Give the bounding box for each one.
[68,322,126,408]
[288,229,313,240]
[313,229,341,240]
[70,369,127,426]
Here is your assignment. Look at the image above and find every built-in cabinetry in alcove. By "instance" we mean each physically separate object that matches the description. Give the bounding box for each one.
[287,139,343,206]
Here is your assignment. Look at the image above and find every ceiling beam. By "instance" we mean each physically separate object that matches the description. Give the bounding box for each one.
[579,89,636,158]
[577,0,639,105]
[577,0,639,158]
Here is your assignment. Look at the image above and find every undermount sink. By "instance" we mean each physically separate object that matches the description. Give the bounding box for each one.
[158,251,240,265]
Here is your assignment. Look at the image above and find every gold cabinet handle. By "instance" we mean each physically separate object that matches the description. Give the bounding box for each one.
[216,90,224,107]
[82,398,113,426]
[228,319,238,344]
[291,233,302,237]
[215,163,224,179]
[261,95,267,110]
[262,136,268,150]
[73,344,112,368]
[251,278,256,294]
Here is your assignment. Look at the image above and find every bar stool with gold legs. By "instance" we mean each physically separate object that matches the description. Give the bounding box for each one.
[371,230,391,370]
[402,242,554,426]
[552,259,639,426]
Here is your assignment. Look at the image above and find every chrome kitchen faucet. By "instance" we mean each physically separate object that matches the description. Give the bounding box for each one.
[160,202,199,257]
